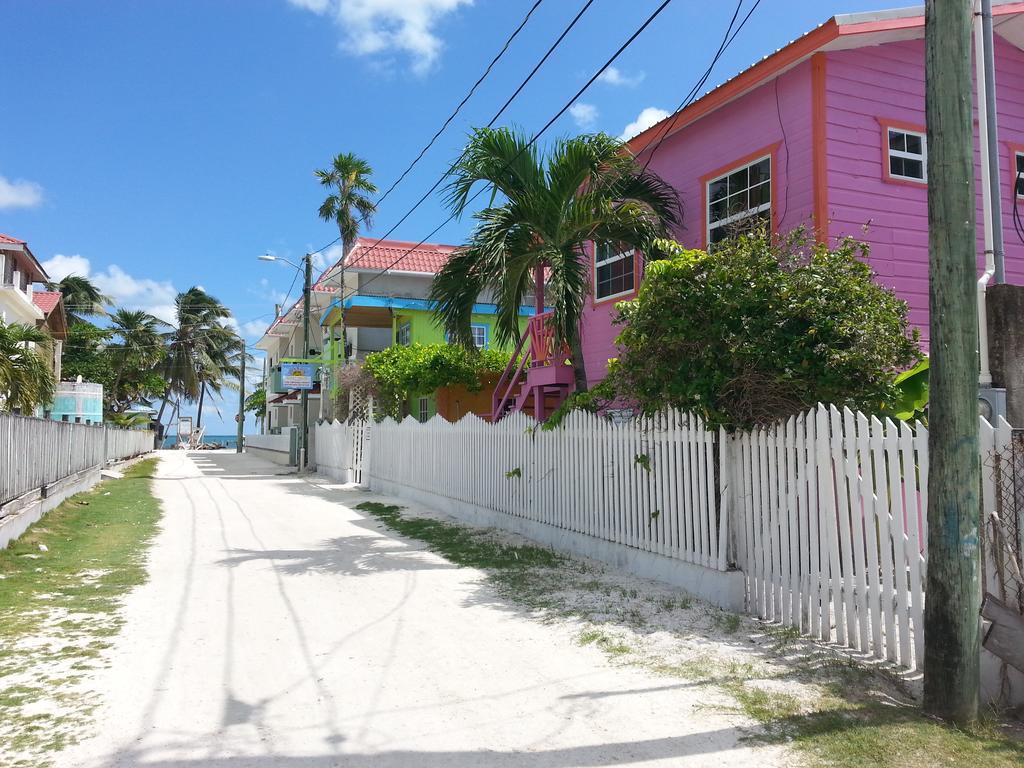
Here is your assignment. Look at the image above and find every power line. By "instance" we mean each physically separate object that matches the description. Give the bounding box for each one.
[340,0,677,299]
[639,0,762,173]
[336,0,596,276]
[313,0,556,276]
[371,0,546,213]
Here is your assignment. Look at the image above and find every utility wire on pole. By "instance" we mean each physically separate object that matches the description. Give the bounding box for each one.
[923,0,981,725]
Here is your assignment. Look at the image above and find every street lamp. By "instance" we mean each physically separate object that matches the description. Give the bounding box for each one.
[258,252,313,471]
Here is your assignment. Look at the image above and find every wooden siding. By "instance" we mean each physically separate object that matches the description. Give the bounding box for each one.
[824,37,1024,343]
[580,61,818,386]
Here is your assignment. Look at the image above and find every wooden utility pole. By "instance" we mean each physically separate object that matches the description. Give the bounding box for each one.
[236,342,245,454]
[923,0,981,724]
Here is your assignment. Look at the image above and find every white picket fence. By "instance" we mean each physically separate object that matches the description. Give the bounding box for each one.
[367,410,728,570]
[734,405,1011,672]
[315,405,1013,674]
[315,420,369,483]
[0,413,154,508]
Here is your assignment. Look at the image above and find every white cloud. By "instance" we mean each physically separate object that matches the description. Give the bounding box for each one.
[40,254,91,282]
[0,174,44,210]
[241,319,271,340]
[287,0,472,75]
[40,253,180,324]
[620,106,671,140]
[568,102,598,129]
[597,66,644,87]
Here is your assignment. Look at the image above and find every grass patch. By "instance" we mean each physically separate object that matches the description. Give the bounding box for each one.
[0,458,162,766]
[357,502,563,571]
[576,629,633,656]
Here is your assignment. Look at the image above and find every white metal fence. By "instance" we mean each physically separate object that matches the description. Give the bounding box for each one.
[0,413,154,507]
[313,405,1012,674]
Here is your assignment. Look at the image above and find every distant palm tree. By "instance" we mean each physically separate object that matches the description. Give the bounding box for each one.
[194,323,245,429]
[47,274,109,323]
[316,152,378,254]
[156,287,232,430]
[431,128,681,393]
[0,321,56,413]
[107,309,167,413]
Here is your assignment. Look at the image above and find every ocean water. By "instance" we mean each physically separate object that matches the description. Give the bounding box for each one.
[161,434,238,449]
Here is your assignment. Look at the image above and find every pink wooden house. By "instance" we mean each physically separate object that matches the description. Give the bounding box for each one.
[493,2,1024,421]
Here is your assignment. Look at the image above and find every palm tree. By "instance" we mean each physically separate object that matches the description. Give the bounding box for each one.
[430,128,681,393]
[316,152,378,254]
[107,309,167,413]
[47,274,109,323]
[193,323,245,429]
[156,287,232,430]
[0,321,56,413]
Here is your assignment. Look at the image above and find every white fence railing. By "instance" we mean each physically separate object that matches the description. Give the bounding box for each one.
[0,413,154,508]
[368,410,727,571]
[313,405,1014,676]
[315,420,369,483]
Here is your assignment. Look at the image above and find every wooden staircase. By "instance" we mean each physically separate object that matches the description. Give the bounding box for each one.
[491,312,574,422]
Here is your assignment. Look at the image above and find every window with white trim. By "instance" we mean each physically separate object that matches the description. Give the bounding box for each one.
[887,128,927,182]
[1015,151,1024,197]
[445,323,488,349]
[594,243,635,300]
[397,321,411,346]
[418,396,430,422]
[706,155,771,245]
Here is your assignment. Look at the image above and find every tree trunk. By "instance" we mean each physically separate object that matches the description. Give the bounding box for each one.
[196,383,207,429]
[922,0,980,725]
[569,333,589,395]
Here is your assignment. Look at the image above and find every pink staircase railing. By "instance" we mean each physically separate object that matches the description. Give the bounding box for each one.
[491,312,571,421]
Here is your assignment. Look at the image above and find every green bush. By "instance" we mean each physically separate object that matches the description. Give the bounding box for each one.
[608,229,920,431]
[362,343,511,419]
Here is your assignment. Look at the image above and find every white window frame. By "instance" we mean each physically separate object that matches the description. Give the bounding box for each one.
[886,127,928,183]
[397,321,411,346]
[418,396,430,422]
[470,323,487,349]
[593,242,635,302]
[445,323,488,349]
[706,154,772,246]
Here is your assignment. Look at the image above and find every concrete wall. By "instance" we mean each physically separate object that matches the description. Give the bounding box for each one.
[370,476,746,611]
[0,467,102,549]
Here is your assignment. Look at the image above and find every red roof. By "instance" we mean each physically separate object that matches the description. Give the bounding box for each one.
[0,233,26,246]
[32,291,62,314]
[344,236,456,275]
[310,237,457,295]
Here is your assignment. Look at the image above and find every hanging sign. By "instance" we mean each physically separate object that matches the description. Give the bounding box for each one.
[282,363,316,390]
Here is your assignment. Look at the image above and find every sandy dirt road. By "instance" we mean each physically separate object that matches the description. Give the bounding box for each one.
[56,449,785,767]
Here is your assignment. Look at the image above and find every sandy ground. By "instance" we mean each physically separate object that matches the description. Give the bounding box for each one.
[53,449,794,768]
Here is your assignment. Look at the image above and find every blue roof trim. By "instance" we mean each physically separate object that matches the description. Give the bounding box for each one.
[320,295,540,326]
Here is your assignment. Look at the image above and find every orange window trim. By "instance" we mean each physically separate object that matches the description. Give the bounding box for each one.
[877,117,928,187]
[1007,141,1024,199]
[811,53,829,243]
[699,142,782,250]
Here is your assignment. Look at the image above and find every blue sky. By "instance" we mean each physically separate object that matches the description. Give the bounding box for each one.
[1,0,902,433]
